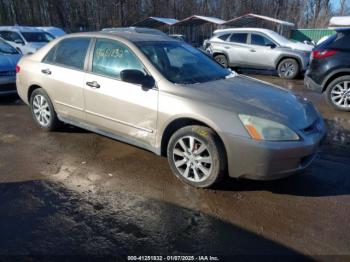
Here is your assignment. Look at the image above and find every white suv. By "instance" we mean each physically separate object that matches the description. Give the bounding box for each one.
[205,28,313,79]
[0,26,54,54]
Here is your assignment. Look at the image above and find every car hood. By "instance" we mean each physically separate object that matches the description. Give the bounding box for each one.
[284,41,313,52]
[0,54,21,71]
[180,75,319,130]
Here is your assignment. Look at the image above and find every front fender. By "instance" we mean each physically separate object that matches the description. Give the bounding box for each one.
[275,52,308,71]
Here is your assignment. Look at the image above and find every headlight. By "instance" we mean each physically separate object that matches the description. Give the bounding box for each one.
[239,114,300,141]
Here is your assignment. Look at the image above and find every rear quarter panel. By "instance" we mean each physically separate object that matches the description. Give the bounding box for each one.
[16,56,42,104]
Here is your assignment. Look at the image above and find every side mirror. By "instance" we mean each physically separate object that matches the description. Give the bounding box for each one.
[267,43,277,49]
[120,69,155,90]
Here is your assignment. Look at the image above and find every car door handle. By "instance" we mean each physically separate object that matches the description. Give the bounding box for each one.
[249,49,256,52]
[224,46,230,49]
[41,69,51,75]
[86,81,100,89]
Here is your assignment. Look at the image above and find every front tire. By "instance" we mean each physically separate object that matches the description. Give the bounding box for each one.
[277,58,299,79]
[167,126,226,188]
[325,75,350,111]
[30,88,61,131]
[214,54,229,68]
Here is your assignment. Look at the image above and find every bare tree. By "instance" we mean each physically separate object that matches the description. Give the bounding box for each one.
[339,0,350,15]
[0,0,341,31]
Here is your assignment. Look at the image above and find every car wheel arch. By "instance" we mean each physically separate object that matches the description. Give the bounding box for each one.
[213,52,229,61]
[160,117,227,161]
[28,84,42,102]
[276,56,301,71]
[27,85,58,112]
[322,70,350,92]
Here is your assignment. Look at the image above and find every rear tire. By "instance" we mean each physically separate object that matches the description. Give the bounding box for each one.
[325,75,350,111]
[167,125,226,188]
[30,88,61,131]
[277,58,299,79]
[214,54,229,68]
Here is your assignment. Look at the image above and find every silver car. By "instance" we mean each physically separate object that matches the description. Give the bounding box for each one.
[0,38,21,95]
[16,32,326,188]
[205,28,313,79]
[0,26,55,54]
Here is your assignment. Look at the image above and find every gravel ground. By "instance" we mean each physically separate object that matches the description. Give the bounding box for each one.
[0,74,349,261]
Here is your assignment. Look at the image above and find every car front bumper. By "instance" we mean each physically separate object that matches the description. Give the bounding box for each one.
[224,119,327,180]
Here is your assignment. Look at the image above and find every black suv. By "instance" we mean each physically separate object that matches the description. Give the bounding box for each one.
[305,28,350,111]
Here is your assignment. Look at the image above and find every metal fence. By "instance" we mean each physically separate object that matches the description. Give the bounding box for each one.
[290,29,336,43]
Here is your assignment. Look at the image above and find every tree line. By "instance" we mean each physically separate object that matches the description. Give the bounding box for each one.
[0,0,348,32]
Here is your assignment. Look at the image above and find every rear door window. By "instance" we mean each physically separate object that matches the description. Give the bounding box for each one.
[43,37,91,70]
[229,33,248,44]
[91,39,144,79]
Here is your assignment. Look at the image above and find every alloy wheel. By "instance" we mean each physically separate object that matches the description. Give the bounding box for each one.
[331,81,350,108]
[280,62,295,77]
[215,56,227,68]
[32,94,51,127]
[172,136,213,183]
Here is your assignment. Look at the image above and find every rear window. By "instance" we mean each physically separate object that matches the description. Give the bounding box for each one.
[316,34,337,49]
[329,31,350,50]
[43,38,91,70]
[229,33,248,44]
[316,31,350,50]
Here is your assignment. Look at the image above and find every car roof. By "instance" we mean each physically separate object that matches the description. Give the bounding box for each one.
[214,27,277,35]
[101,27,167,36]
[63,31,177,43]
[0,26,45,33]
[336,28,350,33]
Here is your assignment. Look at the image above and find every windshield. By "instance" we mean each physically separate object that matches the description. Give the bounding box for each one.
[137,41,231,84]
[0,39,18,54]
[267,30,290,46]
[21,32,54,43]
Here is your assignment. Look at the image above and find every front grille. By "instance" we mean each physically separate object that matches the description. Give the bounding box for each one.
[0,71,16,77]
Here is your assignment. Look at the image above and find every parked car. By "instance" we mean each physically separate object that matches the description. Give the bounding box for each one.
[16,32,326,188]
[0,26,55,54]
[36,27,66,38]
[305,28,350,111]
[205,28,313,79]
[0,38,21,95]
[102,27,167,36]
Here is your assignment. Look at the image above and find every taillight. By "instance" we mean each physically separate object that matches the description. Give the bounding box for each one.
[311,49,338,59]
[16,65,20,73]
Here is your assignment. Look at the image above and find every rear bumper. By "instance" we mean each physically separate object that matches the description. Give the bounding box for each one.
[224,120,327,180]
[304,74,323,93]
